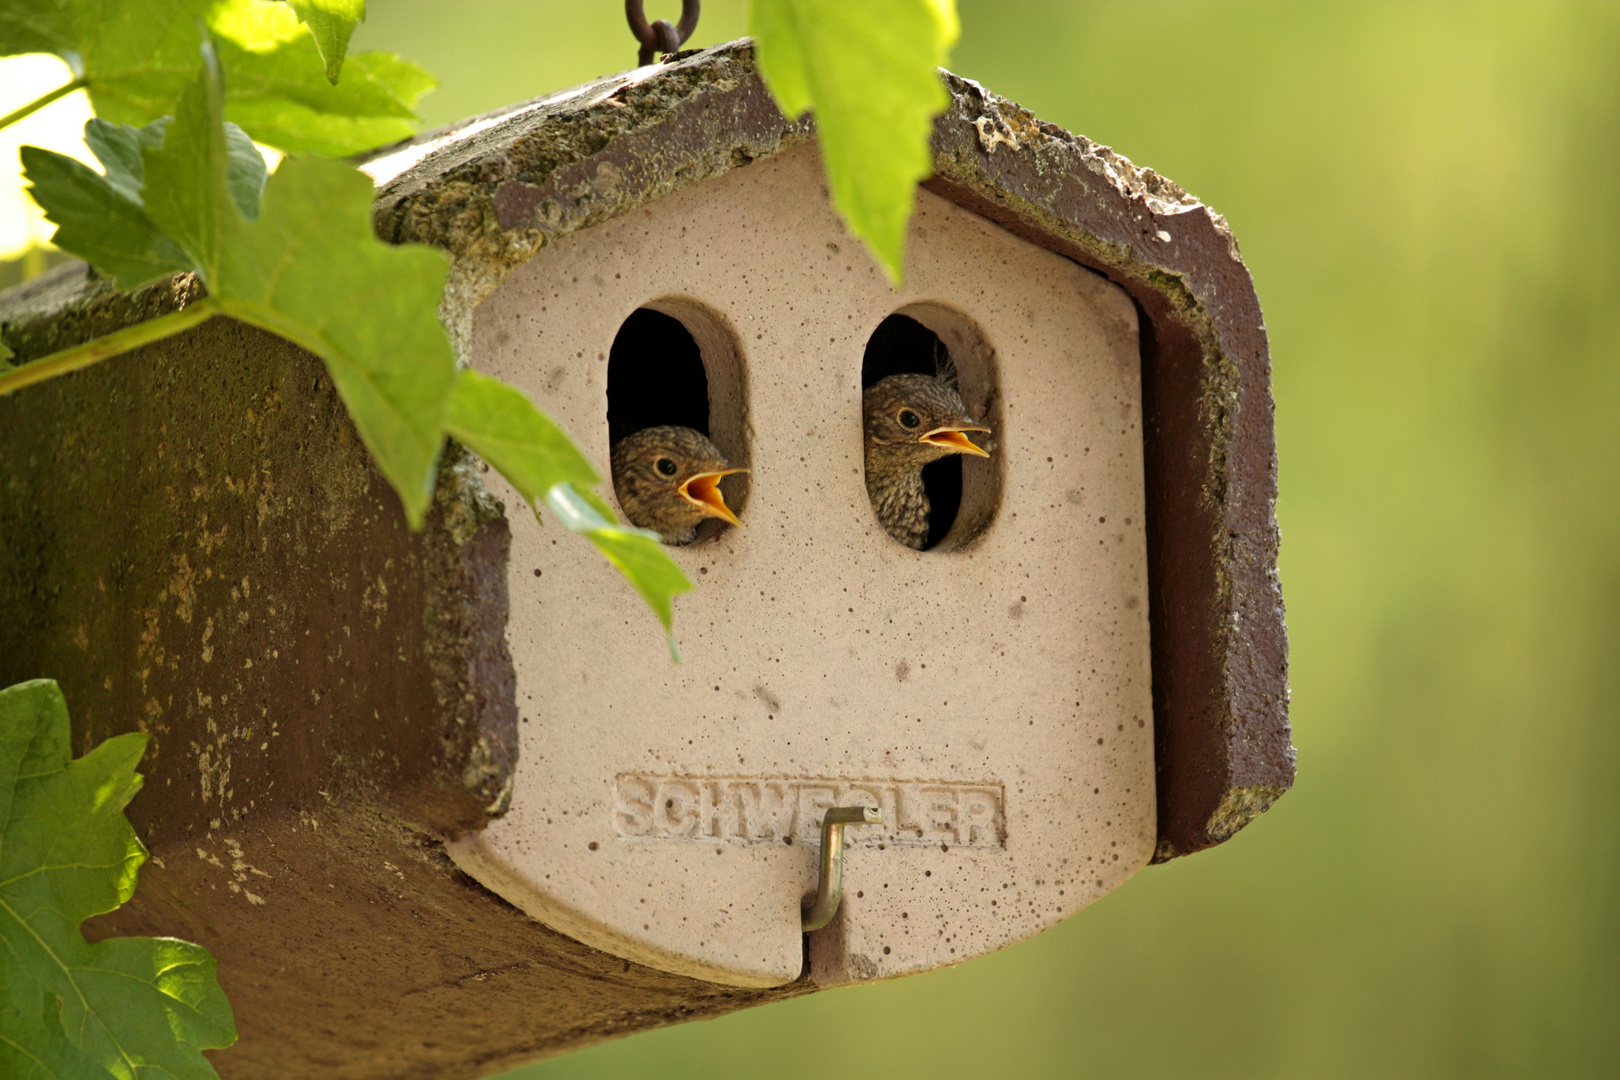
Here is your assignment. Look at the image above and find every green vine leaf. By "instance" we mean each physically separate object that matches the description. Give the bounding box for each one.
[751,0,959,284]
[169,42,454,525]
[284,0,366,84]
[0,0,213,122]
[211,161,455,526]
[81,117,171,206]
[22,115,265,290]
[16,23,696,646]
[0,2,69,59]
[26,40,455,526]
[447,372,694,645]
[211,1,432,156]
[0,679,236,1079]
[444,370,600,500]
[544,483,695,660]
[19,139,192,290]
[0,0,431,157]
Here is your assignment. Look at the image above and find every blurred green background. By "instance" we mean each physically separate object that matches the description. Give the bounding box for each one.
[306,0,1607,1075]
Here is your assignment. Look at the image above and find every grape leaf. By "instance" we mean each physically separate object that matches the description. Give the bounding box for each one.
[22,114,266,291]
[444,370,600,501]
[544,483,695,658]
[211,1,433,156]
[0,1,69,59]
[23,39,453,525]
[285,0,365,83]
[0,0,430,157]
[148,42,453,526]
[751,0,959,284]
[447,372,694,644]
[84,112,267,231]
[0,0,212,120]
[0,679,236,1079]
[0,979,108,1080]
[19,142,192,289]
[80,117,170,205]
[19,29,693,645]
[211,160,455,527]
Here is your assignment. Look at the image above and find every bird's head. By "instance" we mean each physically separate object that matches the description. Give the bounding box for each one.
[863,373,991,472]
[610,426,748,545]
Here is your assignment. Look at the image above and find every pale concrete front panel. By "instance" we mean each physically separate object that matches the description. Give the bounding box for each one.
[447,144,1155,988]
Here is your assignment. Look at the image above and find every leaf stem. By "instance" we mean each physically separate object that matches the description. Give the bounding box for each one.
[0,299,221,397]
[0,78,88,132]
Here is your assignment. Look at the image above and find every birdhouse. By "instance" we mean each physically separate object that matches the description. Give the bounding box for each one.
[0,37,1292,1076]
[363,41,1294,988]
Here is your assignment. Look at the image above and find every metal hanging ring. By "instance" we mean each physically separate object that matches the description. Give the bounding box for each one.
[626,0,701,66]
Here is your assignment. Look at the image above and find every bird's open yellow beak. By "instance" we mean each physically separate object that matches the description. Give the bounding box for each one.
[678,467,749,527]
[920,425,991,457]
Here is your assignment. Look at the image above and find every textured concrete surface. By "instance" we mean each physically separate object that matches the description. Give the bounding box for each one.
[367,40,1292,865]
[448,145,1156,987]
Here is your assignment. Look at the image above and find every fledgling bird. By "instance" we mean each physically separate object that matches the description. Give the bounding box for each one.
[611,425,747,545]
[863,372,991,549]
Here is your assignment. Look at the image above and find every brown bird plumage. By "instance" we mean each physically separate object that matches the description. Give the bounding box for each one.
[611,426,747,545]
[863,373,991,549]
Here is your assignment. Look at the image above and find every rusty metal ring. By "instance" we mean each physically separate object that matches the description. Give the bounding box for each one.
[625,0,701,66]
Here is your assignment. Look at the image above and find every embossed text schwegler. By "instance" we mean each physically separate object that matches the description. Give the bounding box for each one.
[613,775,1006,848]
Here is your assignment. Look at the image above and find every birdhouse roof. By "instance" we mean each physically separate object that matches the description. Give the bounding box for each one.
[367,39,1292,859]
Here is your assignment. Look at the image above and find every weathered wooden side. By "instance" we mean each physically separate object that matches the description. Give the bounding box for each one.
[922,79,1294,859]
[0,265,806,1080]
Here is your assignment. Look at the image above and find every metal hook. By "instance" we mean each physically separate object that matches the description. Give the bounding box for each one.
[801,806,885,933]
[625,0,702,66]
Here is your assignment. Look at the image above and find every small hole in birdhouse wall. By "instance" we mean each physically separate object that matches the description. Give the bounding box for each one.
[862,308,1000,551]
[606,303,750,544]
[607,309,708,443]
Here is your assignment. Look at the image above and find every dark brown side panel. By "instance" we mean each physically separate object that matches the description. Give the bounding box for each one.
[0,271,514,843]
[924,79,1294,859]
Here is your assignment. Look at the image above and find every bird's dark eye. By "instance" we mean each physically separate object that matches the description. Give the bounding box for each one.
[655,458,678,476]
[898,409,921,429]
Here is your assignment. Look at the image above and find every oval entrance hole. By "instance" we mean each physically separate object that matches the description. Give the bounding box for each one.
[607,308,710,444]
[606,304,749,541]
[861,310,999,551]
